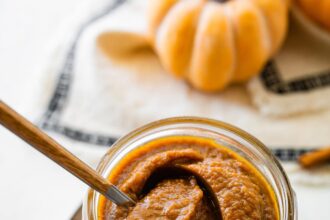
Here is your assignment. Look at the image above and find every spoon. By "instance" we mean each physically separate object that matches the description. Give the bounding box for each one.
[141,165,222,220]
[0,100,135,207]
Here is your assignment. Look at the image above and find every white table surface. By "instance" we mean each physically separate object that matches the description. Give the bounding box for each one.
[1,0,330,219]
[0,0,99,219]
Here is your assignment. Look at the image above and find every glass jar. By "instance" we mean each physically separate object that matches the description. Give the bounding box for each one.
[83,117,297,220]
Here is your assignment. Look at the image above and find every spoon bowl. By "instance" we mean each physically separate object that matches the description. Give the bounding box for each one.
[141,165,222,220]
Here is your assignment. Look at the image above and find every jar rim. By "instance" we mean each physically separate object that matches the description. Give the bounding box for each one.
[84,116,297,220]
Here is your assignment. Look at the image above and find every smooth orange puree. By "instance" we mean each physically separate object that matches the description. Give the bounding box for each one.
[98,136,279,220]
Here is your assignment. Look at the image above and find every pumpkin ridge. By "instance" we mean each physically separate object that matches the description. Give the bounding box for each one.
[230,0,272,82]
[189,2,235,91]
[155,1,205,78]
[148,0,179,41]
[249,0,272,58]
[186,1,210,80]
[223,3,237,83]
[252,0,289,55]
[183,0,209,79]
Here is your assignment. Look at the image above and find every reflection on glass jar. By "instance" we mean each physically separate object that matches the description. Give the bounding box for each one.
[83,117,297,220]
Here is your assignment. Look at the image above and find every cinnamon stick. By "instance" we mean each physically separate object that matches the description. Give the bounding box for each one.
[299,146,330,168]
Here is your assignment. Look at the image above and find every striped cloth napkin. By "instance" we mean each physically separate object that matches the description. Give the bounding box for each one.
[35,0,330,218]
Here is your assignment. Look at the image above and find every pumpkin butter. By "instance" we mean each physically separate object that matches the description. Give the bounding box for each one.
[98,136,278,220]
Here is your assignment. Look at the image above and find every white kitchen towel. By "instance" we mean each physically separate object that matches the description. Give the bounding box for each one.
[249,21,330,116]
[94,0,330,117]
[36,0,330,187]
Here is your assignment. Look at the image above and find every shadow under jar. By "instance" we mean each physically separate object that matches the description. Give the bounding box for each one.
[83,117,297,220]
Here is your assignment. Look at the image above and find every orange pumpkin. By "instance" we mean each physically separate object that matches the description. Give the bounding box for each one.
[296,0,330,31]
[148,0,289,92]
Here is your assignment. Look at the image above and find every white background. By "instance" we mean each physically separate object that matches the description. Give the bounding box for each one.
[1,0,330,219]
[0,0,95,219]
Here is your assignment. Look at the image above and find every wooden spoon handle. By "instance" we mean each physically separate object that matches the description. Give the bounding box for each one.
[0,100,134,206]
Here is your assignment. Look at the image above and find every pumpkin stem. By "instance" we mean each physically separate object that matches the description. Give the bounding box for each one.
[213,0,228,3]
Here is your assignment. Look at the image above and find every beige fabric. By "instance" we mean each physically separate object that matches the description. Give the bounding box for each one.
[38,0,330,148]
[97,0,330,116]
[249,17,330,115]
[38,0,330,194]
